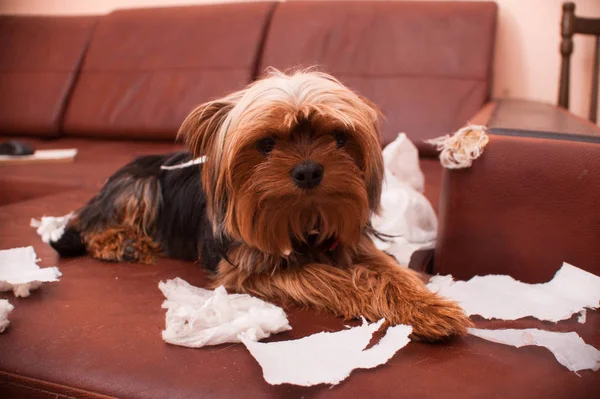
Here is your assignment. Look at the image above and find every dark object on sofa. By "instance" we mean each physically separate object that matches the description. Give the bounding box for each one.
[0,140,34,156]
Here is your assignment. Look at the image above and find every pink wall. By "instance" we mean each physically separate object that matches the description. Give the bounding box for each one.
[1,0,599,124]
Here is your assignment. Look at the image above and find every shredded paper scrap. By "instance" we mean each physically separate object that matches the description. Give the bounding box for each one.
[0,246,62,297]
[427,262,600,322]
[30,213,73,244]
[241,319,412,386]
[469,328,600,373]
[427,125,489,169]
[0,299,14,333]
[159,278,291,347]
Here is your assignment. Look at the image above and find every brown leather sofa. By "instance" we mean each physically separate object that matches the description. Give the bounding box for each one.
[1,2,599,398]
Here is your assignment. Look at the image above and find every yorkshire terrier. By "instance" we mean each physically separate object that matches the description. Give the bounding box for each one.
[51,69,471,340]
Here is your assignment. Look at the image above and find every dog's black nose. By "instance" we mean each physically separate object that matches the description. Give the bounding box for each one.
[291,161,323,189]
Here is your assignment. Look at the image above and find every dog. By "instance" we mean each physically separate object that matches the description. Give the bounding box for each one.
[51,69,471,341]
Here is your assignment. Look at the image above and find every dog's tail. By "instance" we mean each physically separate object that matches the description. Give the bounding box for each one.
[49,225,87,257]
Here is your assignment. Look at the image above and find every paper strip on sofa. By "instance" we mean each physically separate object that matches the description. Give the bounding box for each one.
[427,262,600,322]
[469,328,600,373]
[240,319,412,386]
[0,149,77,164]
[0,299,14,333]
[159,278,291,347]
[0,246,62,297]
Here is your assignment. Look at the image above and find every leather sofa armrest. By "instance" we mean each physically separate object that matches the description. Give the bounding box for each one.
[466,101,497,126]
[434,100,600,282]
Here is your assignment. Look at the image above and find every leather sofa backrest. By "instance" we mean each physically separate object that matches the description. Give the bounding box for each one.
[259,1,497,148]
[0,16,95,137]
[63,2,276,140]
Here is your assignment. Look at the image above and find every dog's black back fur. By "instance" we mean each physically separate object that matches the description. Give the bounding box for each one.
[50,151,226,271]
[156,152,226,270]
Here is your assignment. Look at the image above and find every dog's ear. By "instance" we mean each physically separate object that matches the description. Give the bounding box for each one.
[356,95,385,214]
[177,99,235,158]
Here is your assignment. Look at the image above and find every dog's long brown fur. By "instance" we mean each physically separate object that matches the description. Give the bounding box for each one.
[215,237,470,341]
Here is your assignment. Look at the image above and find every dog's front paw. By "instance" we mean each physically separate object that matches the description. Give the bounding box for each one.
[408,297,472,341]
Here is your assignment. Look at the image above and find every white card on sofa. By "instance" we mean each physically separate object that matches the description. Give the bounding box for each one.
[0,149,77,164]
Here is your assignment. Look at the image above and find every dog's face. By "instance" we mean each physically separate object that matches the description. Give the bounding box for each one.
[180,70,383,256]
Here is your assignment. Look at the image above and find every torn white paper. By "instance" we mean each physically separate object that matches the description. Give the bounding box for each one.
[427,262,600,322]
[241,319,412,386]
[159,278,291,347]
[0,246,62,297]
[427,125,489,169]
[0,299,14,333]
[469,328,600,373]
[0,149,77,164]
[160,155,206,170]
[371,133,437,265]
[30,212,73,243]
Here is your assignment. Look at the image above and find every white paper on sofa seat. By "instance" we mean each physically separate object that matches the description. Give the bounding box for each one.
[30,212,73,243]
[0,149,77,164]
[0,246,62,297]
[0,299,14,333]
[427,262,600,322]
[469,328,600,373]
[240,319,412,386]
[159,278,291,347]
[370,133,437,265]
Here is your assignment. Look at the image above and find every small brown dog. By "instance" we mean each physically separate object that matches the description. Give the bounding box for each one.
[51,69,471,341]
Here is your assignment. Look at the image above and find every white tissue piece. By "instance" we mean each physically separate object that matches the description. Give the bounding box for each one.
[241,319,412,386]
[30,212,73,243]
[0,246,62,297]
[382,133,424,192]
[371,133,437,265]
[427,262,600,322]
[0,299,14,333]
[469,328,600,373]
[159,278,291,347]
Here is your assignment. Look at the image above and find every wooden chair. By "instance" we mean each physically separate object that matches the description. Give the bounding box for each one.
[558,2,600,123]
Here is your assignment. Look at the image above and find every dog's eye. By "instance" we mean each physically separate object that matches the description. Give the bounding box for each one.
[257,137,275,154]
[333,131,347,148]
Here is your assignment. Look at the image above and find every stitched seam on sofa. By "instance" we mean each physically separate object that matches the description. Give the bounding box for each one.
[58,18,99,135]
[251,1,280,81]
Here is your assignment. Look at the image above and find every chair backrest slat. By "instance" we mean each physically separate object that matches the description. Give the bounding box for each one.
[558,2,600,123]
